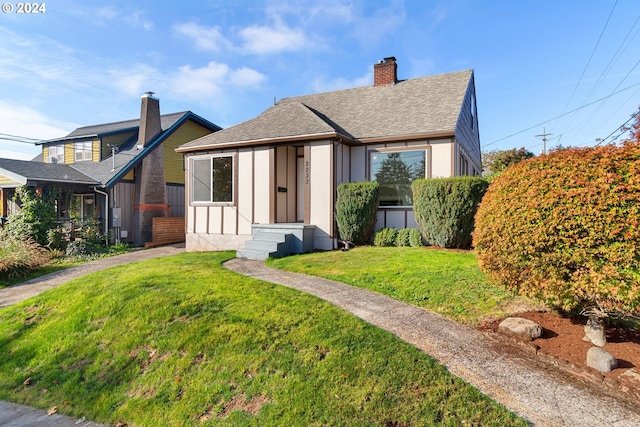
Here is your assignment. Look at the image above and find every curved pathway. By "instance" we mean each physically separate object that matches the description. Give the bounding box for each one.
[1,247,639,426]
[224,258,640,427]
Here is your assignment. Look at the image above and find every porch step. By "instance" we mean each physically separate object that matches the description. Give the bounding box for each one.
[236,232,291,260]
[236,224,316,260]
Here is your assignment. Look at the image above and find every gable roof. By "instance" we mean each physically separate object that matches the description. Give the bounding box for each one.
[1,111,221,189]
[0,158,99,187]
[178,69,473,152]
[44,112,190,143]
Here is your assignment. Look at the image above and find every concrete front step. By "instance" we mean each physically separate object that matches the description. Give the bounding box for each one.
[236,248,276,261]
[236,224,316,260]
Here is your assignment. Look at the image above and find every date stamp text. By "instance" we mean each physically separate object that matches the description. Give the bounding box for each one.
[2,3,46,14]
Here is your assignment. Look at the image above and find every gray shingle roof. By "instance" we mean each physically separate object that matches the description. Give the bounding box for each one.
[63,112,188,139]
[1,111,220,188]
[0,158,99,185]
[179,69,472,151]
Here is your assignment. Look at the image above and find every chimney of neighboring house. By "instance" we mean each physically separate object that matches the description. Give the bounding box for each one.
[139,91,162,148]
[134,91,168,246]
[374,56,398,86]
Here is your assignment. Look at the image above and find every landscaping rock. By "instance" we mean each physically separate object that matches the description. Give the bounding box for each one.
[583,317,606,347]
[586,347,617,373]
[498,317,543,342]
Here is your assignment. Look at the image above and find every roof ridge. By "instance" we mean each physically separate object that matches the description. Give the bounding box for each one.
[278,68,473,104]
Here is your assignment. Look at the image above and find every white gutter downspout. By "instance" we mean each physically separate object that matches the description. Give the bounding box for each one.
[94,187,109,246]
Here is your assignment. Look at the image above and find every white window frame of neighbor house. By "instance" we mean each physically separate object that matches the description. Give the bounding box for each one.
[74,141,93,162]
[48,145,64,163]
[369,148,426,207]
[190,154,235,205]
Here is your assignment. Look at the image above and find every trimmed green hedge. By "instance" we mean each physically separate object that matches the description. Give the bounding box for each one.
[473,141,640,317]
[374,228,397,247]
[412,177,488,249]
[335,181,379,245]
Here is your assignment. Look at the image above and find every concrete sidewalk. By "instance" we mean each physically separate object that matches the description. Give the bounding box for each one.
[224,258,640,427]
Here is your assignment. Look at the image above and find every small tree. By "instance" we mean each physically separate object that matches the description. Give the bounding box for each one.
[3,186,58,247]
[482,147,534,173]
[335,182,379,246]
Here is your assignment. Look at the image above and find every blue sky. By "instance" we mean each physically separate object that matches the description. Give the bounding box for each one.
[1,0,639,160]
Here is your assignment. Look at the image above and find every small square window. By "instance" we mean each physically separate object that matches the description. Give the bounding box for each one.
[191,155,234,204]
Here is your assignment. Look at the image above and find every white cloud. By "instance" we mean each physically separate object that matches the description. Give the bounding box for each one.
[173,22,230,52]
[168,62,267,100]
[127,11,154,31]
[239,24,309,54]
[0,100,79,160]
[229,67,267,87]
[109,64,162,97]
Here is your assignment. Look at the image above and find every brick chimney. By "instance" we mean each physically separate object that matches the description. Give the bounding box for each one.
[139,91,162,148]
[134,91,168,246]
[374,56,397,86]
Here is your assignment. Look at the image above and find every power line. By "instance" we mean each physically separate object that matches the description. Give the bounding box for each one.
[597,110,639,145]
[0,133,45,143]
[482,80,640,148]
[554,0,617,127]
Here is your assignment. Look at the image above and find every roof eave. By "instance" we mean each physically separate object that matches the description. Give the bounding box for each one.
[177,131,352,152]
[356,130,455,145]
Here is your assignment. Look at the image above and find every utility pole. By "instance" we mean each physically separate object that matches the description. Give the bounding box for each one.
[536,127,553,154]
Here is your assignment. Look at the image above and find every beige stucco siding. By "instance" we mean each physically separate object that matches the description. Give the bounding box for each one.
[309,141,334,250]
[184,146,271,251]
[350,145,367,181]
[430,142,453,177]
[253,148,271,225]
[237,150,254,235]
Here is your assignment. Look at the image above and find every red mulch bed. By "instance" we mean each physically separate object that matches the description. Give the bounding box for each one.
[480,311,640,403]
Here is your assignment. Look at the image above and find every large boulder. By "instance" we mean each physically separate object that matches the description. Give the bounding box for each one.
[498,317,543,342]
[586,347,617,373]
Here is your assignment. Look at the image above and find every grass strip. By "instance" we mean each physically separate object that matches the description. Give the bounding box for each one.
[268,246,523,324]
[0,252,526,426]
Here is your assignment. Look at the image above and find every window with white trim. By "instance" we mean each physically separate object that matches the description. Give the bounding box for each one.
[370,150,426,207]
[191,155,234,203]
[48,145,64,163]
[74,141,92,162]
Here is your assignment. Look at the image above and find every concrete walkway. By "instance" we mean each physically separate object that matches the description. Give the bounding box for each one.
[224,258,640,427]
[1,247,639,426]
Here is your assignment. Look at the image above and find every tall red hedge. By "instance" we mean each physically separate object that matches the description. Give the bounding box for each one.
[473,138,640,317]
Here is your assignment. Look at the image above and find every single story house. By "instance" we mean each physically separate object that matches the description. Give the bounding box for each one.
[177,57,481,259]
[0,93,221,246]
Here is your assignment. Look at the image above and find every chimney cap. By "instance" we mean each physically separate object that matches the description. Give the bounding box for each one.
[383,56,397,63]
[141,91,157,99]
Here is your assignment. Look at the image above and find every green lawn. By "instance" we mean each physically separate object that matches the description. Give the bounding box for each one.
[268,246,526,325]
[0,251,527,426]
